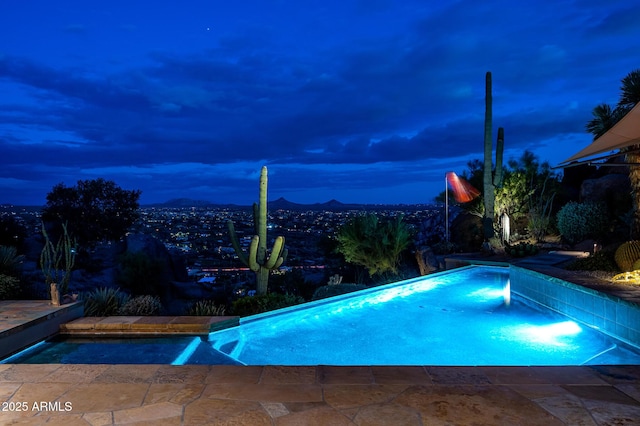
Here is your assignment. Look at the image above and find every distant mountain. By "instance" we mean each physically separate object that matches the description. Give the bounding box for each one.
[323,199,345,208]
[148,197,434,211]
[268,197,309,210]
[160,198,213,207]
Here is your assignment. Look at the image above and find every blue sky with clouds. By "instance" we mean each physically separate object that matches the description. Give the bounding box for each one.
[1,0,639,206]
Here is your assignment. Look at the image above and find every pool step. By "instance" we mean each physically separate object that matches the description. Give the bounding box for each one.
[60,316,240,337]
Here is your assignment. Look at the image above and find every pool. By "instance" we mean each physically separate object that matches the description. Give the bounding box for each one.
[5,266,640,365]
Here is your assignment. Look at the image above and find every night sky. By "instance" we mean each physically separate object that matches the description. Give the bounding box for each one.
[2,1,639,206]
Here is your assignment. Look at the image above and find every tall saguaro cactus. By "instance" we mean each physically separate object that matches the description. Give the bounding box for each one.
[227,166,287,295]
[482,71,505,241]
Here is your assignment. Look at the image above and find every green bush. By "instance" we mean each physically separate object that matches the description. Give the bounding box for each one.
[336,213,412,276]
[505,242,539,258]
[82,287,130,316]
[0,274,20,300]
[0,245,24,276]
[564,250,619,272]
[232,293,305,317]
[311,283,368,301]
[117,295,162,316]
[556,202,609,244]
[187,300,227,316]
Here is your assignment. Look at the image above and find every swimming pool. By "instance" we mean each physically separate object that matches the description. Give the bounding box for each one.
[5,266,640,365]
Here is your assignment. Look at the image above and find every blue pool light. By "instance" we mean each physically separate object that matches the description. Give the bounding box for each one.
[516,320,582,347]
[504,279,511,306]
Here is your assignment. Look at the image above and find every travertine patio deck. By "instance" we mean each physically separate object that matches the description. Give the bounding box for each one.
[1,364,640,425]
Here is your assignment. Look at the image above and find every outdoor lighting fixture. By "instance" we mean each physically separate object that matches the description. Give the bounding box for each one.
[504,279,511,306]
[517,321,582,347]
[445,172,480,242]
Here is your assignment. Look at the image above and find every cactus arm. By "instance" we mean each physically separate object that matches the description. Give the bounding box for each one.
[273,248,288,269]
[226,220,249,266]
[248,236,261,272]
[494,127,504,188]
[265,236,285,269]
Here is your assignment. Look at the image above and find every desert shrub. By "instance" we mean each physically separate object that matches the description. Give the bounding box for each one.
[232,293,305,317]
[0,245,24,276]
[311,283,368,301]
[336,213,412,276]
[269,268,319,301]
[431,241,457,255]
[0,274,20,300]
[504,242,539,258]
[117,295,162,316]
[187,300,227,316]
[82,287,130,316]
[564,250,619,272]
[556,202,609,244]
[117,251,167,296]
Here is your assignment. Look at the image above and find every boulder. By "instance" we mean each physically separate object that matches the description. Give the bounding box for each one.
[451,213,483,252]
[580,174,631,216]
[124,234,188,282]
[415,246,438,275]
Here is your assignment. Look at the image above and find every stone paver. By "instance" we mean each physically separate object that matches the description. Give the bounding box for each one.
[0,365,639,424]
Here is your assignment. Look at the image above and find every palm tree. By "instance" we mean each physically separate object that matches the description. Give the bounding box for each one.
[618,69,640,112]
[586,69,640,236]
[585,103,623,139]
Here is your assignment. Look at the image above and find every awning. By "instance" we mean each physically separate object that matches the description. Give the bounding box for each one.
[560,102,640,165]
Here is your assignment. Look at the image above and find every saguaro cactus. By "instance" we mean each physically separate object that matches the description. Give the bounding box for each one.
[227,166,287,295]
[482,71,505,241]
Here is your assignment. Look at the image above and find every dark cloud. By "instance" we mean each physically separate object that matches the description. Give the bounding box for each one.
[1,0,639,205]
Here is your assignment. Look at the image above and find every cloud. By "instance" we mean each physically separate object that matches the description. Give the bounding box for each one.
[1,0,640,204]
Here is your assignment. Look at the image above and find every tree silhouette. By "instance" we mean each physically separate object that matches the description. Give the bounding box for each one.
[42,178,141,248]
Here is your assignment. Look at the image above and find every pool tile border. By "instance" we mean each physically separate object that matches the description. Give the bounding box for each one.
[510,265,640,347]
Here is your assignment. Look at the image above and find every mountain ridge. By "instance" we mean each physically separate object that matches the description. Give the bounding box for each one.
[152,197,433,211]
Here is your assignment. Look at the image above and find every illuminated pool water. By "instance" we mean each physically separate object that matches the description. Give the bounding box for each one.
[5,266,640,365]
[208,266,640,365]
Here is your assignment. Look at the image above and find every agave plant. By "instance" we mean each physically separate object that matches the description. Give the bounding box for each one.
[81,287,130,316]
[0,245,25,276]
[118,295,162,316]
[187,300,227,316]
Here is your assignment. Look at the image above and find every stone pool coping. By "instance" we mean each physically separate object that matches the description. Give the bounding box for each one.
[0,301,84,360]
[59,315,240,337]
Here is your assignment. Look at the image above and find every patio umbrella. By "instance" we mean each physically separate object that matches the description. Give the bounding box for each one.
[560,103,640,165]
